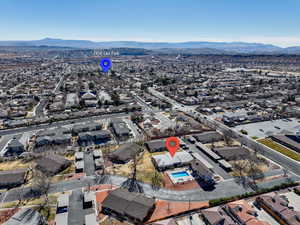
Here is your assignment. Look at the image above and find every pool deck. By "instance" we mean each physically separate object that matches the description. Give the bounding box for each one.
[166,169,194,185]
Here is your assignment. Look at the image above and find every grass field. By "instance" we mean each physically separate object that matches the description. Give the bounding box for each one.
[258,138,300,162]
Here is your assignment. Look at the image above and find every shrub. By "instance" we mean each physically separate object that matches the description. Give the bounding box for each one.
[209,181,297,207]
[240,129,248,135]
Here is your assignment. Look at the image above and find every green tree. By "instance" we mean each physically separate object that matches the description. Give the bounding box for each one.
[151,171,163,188]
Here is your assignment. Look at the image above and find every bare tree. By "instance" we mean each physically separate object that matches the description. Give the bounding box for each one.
[121,149,144,193]
[33,169,51,205]
[247,155,264,185]
[15,187,24,208]
[223,134,233,146]
[232,158,248,178]
[211,138,216,150]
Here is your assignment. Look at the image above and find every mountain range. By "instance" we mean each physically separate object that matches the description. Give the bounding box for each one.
[1,38,300,54]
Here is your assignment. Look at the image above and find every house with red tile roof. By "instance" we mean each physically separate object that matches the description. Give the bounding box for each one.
[256,193,300,225]
[226,200,270,225]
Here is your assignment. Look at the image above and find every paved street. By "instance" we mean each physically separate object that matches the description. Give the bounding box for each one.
[84,152,95,176]
[0,113,128,137]
[68,189,85,225]
[132,92,153,111]
[1,168,299,205]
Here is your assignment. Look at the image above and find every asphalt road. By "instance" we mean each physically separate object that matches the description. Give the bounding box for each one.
[1,172,299,204]
[84,152,95,176]
[67,189,95,225]
[0,113,128,136]
[0,108,162,137]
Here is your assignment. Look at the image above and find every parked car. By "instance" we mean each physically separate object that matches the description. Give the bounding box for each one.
[188,136,196,144]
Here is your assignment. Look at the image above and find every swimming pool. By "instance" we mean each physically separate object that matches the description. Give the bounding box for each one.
[167,169,194,184]
[171,171,189,178]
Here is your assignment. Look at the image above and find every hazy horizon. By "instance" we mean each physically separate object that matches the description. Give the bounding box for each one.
[1,0,300,47]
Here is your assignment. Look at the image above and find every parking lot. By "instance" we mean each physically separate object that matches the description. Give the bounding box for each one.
[233,118,300,138]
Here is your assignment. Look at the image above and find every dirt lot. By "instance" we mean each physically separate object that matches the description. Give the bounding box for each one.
[230,159,270,177]
[106,150,160,184]
[0,159,32,171]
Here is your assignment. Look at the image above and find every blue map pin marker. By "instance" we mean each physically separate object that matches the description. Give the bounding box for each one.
[100,58,112,72]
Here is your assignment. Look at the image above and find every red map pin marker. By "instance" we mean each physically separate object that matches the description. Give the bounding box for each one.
[166,137,180,157]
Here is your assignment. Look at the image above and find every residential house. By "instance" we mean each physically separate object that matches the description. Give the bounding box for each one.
[65,93,79,109]
[109,143,141,164]
[111,119,132,141]
[102,188,155,224]
[35,154,71,175]
[0,169,27,189]
[193,131,223,144]
[256,193,300,225]
[83,191,95,209]
[3,208,45,225]
[1,137,25,157]
[152,151,194,171]
[201,206,235,225]
[75,160,84,173]
[190,159,215,186]
[213,146,251,161]
[226,200,270,225]
[146,139,166,152]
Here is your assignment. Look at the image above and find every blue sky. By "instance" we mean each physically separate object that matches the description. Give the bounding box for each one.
[1,0,300,46]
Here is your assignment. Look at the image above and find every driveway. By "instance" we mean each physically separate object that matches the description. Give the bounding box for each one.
[84,152,95,176]
[68,189,85,225]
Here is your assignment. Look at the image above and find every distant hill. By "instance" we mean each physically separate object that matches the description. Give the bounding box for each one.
[0,37,300,54]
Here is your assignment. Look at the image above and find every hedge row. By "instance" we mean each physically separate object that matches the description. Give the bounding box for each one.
[209,181,298,207]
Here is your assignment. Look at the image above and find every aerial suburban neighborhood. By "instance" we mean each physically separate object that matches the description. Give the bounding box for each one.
[0,44,300,225]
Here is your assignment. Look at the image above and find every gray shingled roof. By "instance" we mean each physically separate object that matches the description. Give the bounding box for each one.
[0,169,26,188]
[146,139,166,152]
[35,154,71,175]
[102,188,155,221]
[109,143,141,163]
[3,208,44,225]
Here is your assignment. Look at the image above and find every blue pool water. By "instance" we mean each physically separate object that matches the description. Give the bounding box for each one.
[171,171,189,178]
